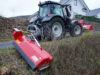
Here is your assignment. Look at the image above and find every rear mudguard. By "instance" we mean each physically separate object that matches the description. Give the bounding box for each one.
[13,28,53,70]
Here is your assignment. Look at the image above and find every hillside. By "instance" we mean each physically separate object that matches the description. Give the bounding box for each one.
[10,15,33,20]
[0,16,29,37]
[0,33,100,75]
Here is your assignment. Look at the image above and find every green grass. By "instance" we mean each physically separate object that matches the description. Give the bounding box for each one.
[0,37,13,42]
[75,15,100,22]
[0,32,100,75]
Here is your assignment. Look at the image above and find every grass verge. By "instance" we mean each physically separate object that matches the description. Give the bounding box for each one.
[0,37,13,42]
[0,32,100,75]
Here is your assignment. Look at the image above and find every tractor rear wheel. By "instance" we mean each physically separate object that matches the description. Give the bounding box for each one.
[43,17,66,40]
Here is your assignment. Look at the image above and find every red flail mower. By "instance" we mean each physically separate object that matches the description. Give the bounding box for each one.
[78,19,94,31]
[13,28,53,70]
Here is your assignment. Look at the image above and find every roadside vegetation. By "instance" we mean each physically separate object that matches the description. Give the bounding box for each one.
[0,37,13,42]
[0,32,100,75]
[75,15,100,23]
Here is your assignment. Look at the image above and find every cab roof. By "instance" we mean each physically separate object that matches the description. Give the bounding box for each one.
[38,1,61,6]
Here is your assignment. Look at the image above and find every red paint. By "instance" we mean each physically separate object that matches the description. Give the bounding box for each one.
[78,19,94,31]
[47,14,52,16]
[13,29,53,70]
[82,25,94,31]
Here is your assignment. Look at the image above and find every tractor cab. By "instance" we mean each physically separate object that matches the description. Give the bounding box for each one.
[38,1,71,18]
[39,1,64,18]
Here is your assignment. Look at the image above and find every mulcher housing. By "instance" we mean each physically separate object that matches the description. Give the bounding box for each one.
[13,28,53,70]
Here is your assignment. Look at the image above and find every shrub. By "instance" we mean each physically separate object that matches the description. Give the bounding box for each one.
[75,15,100,22]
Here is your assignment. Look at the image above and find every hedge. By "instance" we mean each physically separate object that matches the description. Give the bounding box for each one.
[75,15,100,23]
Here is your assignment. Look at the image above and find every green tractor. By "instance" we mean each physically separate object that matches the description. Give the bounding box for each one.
[28,1,83,40]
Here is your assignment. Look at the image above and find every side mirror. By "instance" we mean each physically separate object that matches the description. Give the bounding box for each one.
[65,5,71,17]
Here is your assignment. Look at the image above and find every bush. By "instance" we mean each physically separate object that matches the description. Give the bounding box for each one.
[75,15,100,22]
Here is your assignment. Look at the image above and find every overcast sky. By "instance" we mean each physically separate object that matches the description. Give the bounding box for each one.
[0,0,100,17]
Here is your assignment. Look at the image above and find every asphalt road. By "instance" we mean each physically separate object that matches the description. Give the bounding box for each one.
[0,41,14,48]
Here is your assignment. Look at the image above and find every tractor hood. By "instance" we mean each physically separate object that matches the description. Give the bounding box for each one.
[29,16,40,24]
[29,16,43,25]
[29,17,36,23]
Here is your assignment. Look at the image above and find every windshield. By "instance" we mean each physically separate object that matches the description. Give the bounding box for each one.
[39,4,64,17]
[39,5,50,17]
[52,5,64,17]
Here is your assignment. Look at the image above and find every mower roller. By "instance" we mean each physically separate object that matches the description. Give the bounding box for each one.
[13,28,53,70]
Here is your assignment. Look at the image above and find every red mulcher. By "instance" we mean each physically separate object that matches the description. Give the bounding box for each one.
[13,28,53,70]
[78,19,94,31]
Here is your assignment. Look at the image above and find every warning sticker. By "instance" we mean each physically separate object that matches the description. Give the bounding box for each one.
[16,40,21,44]
[31,56,39,63]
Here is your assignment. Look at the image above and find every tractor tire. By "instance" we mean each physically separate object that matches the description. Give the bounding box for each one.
[43,17,66,40]
[70,22,83,37]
